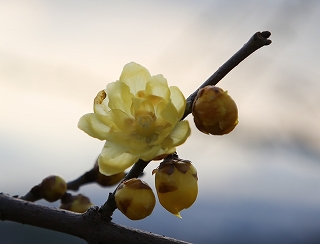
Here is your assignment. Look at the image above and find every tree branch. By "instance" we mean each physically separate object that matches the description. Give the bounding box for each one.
[182,31,271,120]
[1,31,272,243]
[0,194,190,244]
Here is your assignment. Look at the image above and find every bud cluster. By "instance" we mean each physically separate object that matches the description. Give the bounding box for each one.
[115,157,198,220]
[28,175,93,213]
[114,85,239,220]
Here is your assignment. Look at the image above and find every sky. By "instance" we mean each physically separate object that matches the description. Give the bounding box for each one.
[1,0,320,243]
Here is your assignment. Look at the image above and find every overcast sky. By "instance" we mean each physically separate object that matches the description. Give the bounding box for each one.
[1,1,320,243]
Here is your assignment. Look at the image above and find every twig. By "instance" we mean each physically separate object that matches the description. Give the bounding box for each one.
[182,31,271,120]
[19,184,43,202]
[67,165,97,191]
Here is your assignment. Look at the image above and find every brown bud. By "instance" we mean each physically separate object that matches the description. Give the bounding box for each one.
[60,193,93,213]
[115,178,155,220]
[41,175,67,202]
[192,86,238,135]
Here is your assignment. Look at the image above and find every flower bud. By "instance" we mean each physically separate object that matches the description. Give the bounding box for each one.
[115,178,156,220]
[41,175,67,202]
[60,193,93,213]
[153,159,198,218]
[192,86,238,135]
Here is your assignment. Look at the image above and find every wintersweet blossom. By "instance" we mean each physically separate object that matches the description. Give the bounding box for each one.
[78,62,190,176]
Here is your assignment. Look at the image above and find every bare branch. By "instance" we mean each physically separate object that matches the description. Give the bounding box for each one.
[0,194,190,244]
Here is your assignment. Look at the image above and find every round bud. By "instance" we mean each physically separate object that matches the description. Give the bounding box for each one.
[115,178,156,220]
[41,175,67,202]
[60,194,93,213]
[192,86,238,135]
[153,159,198,218]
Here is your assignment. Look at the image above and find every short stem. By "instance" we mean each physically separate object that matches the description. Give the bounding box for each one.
[122,159,149,181]
[99,159,150,221]
[67,169,97,191]
[182,31,271,120]
[20,185,42,202]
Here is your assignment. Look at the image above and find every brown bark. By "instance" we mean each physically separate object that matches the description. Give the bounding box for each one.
[0,194,190,244]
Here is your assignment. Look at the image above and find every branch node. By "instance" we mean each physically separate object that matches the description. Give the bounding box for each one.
[82,205,100,220]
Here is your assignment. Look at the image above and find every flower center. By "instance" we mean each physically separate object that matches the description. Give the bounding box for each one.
[137,115,156,136]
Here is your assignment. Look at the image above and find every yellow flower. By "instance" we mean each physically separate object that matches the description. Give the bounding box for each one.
[78,62,190,176]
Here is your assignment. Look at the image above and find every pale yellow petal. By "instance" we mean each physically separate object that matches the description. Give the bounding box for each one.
[127,131,149,151]
[158,101,179,125]
[98,141,139,176]
[163,120,190,148]
[119,62,150,95]
[104,131,131,146]
[145,95,166,109]
[145,75,170,101]
[139,145,163,161]
[104,130,149,153]
[93,89,110,116]
[169,86,186,120]
[78,113,118,140]
[106,109,135,133]
[131,97,155,118]
[149,121,172,146]
[107,80,133,116]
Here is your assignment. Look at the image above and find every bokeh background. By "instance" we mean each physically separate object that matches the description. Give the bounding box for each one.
[1,0,320,243]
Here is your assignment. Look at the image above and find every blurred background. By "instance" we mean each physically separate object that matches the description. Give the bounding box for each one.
[1,0,320,243]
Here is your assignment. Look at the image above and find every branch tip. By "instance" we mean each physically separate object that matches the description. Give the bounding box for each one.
[255,31,272,45]
[182,30,272,120]
[260,31,271,38]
